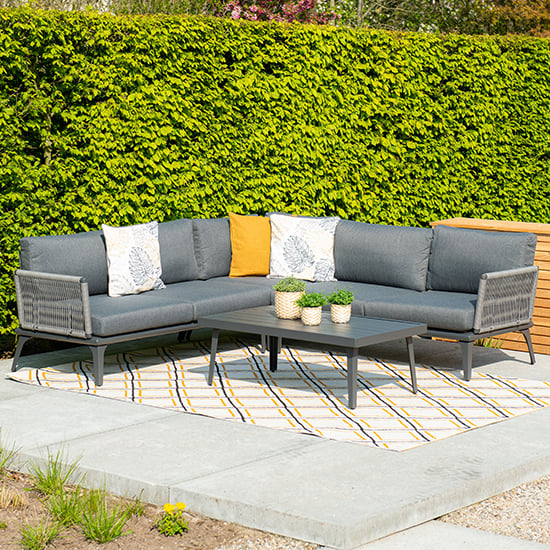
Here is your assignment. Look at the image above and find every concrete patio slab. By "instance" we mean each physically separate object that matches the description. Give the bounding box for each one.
[1,334,549,549]
[23,412,323,505]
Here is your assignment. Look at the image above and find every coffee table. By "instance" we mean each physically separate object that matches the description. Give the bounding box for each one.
[199,306,427,409]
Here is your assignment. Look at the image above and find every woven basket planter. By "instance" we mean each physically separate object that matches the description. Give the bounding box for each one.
[331,304,352,324]
[301,306,323,326]
[274,291,304,319]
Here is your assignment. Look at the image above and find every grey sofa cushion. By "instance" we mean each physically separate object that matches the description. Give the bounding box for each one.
[360,285,477,332]
[184,279,272,317]
[427,225,537,294]
[192,218,231,280]
[334,221,433,292]
[20,231,108,295]
[158,219,199,284]
[89,280,272,336]
[89,287,195,337]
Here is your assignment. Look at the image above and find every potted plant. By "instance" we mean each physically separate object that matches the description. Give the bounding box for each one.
[272,277,306,319]
[327,287,354,323]
[295,292,328,326]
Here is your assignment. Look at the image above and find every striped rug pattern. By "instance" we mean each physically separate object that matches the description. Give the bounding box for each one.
[9,339,550,451]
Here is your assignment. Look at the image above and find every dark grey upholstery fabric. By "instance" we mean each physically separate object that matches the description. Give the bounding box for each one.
[89,287,195,336]
[20,231,108,296]
[192,218,232,280]
[360,285,477,331]
[158,219,199,284]
[334,221,433,291]
[89,280,272,336]
[427,225,537,294]
[188,279,272,317]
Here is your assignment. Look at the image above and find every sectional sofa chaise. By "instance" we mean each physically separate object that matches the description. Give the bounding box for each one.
[12,216,539,386]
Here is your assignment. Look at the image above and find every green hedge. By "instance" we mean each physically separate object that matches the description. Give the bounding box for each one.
[1,9,550,335]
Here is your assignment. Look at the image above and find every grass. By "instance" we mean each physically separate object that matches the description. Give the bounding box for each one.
[43,485,87,526]
[79,488,132,543]
[0,485,27,509]
[0,429,20,476]
[28,448,82,496]
[18,517,63,550]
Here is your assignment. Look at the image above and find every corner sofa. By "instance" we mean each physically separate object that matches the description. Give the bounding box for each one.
[12,217,539,385]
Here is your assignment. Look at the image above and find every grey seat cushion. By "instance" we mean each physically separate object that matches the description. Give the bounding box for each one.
[427,225,537,294]
[192,218,232,280]
[89,288,196,336]
[215,277,365,315]
[334,221,433,292]
[187,279,272,317]
[89,280,272,336]
[360,285,477,332]
[158,219,199,283]
[20,231,108,295]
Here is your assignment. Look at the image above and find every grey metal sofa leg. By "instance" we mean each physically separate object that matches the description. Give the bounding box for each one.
[90,345,106,386]
[460,341,473,381]
[177,331,192,342]
[11,336,31,372]
[520,329,536,365]
[259,334,267,353]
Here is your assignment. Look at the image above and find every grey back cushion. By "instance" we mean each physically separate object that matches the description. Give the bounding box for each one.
[334,221,433,291]
[427,225,537,294]
[158,219,199,284]
[192,218,232,279]
[19,231,109,295]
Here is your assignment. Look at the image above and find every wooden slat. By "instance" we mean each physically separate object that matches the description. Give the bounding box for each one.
[500,340,550,355]
[501,330,548,343]
[534,297,550,309]
[537,288,550,299]
[431,218,550,235]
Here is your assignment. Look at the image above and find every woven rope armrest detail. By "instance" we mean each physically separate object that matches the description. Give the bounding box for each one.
[14,270,93,339]
[473,266,539,333]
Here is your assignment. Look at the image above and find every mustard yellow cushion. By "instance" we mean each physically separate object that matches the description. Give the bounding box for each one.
[229,213,271,277]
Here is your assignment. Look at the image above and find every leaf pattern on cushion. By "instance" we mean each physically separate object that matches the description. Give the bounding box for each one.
[313,258,334,282]
[283,235,315,273]
[129,247,155,286]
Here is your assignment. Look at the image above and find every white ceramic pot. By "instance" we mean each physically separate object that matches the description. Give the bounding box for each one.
[331,303,352,323]
[274,291,304,319]
[301,306,323,326]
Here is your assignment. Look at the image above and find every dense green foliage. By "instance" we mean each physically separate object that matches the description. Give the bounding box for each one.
[1,9,549,335]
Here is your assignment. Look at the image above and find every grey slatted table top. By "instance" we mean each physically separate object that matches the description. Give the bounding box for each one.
[198,306,427,347]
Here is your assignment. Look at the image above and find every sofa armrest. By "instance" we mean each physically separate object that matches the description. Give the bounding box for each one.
[473,266,538,333]
[15,270,92,339]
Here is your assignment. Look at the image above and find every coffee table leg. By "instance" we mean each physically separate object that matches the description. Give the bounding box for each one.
[347,348,358,409]
[207,329,219,385]
[269,336,279,372]
[405,336,418,393]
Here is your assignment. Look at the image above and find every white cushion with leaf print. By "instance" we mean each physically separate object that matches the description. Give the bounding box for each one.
[268,214,340,282]
[102,221,166,297]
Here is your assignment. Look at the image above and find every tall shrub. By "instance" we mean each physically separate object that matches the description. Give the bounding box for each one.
[0,9,549,336]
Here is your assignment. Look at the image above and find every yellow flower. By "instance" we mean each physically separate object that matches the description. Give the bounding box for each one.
[163,503,176,515]
[176,502,186,511]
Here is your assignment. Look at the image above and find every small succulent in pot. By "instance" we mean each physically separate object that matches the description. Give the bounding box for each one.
[273,277,306,319]
[327,287,354,323]
[295,292,328,326]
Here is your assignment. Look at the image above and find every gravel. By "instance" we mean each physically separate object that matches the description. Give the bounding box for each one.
[440,474,550,544]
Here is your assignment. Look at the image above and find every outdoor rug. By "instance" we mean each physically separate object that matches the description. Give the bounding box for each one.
[9,339,550,451]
